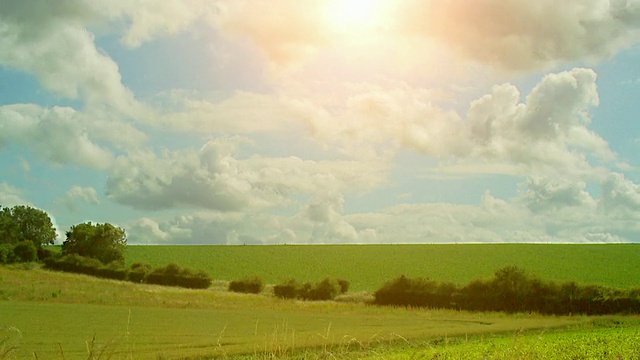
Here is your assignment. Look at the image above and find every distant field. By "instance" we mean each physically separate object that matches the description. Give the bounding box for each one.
[125,244,640,292]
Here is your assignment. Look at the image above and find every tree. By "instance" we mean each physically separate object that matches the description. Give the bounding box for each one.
[62,222,127,264]
[0,205,57,247]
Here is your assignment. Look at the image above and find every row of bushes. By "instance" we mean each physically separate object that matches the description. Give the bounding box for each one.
[43,254,212,289]
[0,242,57,264]
[374,266,640,315]
[273,277,350,301]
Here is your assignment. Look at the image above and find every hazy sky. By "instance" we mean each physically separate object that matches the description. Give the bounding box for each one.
[2,0,640,244]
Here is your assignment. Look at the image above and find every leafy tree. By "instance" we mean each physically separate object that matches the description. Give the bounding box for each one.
[62,222,127,264]
[0,205,57,247]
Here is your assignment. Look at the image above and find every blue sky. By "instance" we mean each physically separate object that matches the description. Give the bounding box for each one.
[2,0,640,244]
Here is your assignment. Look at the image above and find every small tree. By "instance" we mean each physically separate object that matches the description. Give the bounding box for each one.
[0,205,57,247]
[62,222,127,265]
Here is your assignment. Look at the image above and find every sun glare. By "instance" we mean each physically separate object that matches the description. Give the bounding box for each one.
[324,0,390,34]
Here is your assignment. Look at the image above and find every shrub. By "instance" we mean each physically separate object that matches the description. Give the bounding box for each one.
[0,244,16,264]
[302,278,341,301]
[127,262,152,283]
[274,277,348,301]
[95,262,128,281]
[145,263,212,289]
[37,246,58,261]
[273,279,301,299]
[229,276,264,294]
[12,241,37,262]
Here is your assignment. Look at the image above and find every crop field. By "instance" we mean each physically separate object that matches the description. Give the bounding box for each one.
[125,244,640,291]
[0,266,584,359]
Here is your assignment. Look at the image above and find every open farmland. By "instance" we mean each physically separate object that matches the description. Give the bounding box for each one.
[0,266,584,359]
[125,244,640,291]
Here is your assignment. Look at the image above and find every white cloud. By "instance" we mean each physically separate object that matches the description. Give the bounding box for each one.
[0,183,31,207]
[395,0,640,71]
[106,138,390,211]
[0,104,146,169]
[60,186,100,212]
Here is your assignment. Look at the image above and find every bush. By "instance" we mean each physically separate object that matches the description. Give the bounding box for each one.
[229,276,264,294]
[127,262,152,283]
[0,244,16,264]
[273,279,301,299]
[273,277,349,301]
[37,246,58,261]
[145,263,212,289]
[12,241,37,262]
[95,262,128,281]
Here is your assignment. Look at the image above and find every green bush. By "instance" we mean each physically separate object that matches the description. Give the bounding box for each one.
[127,262,152,283]
[12,241,37,262]
[273,279,301,299]
[37,246,58,261]
[0,244,16,264]
[373,266,640,315]
[273,277,349,301]
[145,263,212,289]
[229,275,264,294]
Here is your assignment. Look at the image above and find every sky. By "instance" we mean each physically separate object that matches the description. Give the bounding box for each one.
[2,0,640,245]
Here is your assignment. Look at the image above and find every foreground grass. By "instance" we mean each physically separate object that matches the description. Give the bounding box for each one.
[125,244,640,291]
[356,322,640,360]
[0,266,584,359]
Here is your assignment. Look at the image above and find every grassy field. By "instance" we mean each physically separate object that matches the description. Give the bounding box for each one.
[0,266,585,359]
[125,244,640,291]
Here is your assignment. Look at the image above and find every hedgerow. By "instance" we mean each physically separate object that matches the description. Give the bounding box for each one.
[43,255,211,289]
[229,275,264,294]
[273,277,350,301]
[374,265,640,315]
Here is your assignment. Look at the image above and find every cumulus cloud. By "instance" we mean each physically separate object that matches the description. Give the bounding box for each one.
[60,186,100,212]
[106,138,389,211]
[395,0,640,71]
[0,183,31,207]
[0,104,146,168]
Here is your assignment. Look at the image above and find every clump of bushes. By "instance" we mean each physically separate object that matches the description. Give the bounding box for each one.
[229,275,264,294]
[0,242,56,264]
[43,256,212,289]
[373,265,640,315]
[273,277,350,301]
[145,263,212,289]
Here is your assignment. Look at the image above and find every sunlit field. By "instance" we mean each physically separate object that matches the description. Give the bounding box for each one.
[0,266,586,359]
[126,244,640,291]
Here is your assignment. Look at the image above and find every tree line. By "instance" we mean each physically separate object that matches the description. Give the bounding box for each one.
[373,265,640,315]
[0,205,126,264]
[0,204,211,289]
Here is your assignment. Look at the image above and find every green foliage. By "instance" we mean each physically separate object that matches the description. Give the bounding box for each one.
[273,277,349,301]
[0,244,15,264]
[374,266,640,315]
[0,205,56,247]
[36,246,58,261]
[145,263,212,289]
[229,275,264,294]
[62,222,126,265]
[12,241,37,262]
[127,262,152,283]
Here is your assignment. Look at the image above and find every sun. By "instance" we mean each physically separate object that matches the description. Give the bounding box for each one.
[324,0,390,34]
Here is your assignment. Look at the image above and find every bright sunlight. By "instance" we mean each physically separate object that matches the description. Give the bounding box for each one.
[324,0,391,34]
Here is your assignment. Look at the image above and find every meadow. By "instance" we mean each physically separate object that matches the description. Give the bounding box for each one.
[125,244,640,291]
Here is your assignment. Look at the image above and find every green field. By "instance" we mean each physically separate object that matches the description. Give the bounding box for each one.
[0,266,584,359]
[126,244,640,291]
[3,244,640,359]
